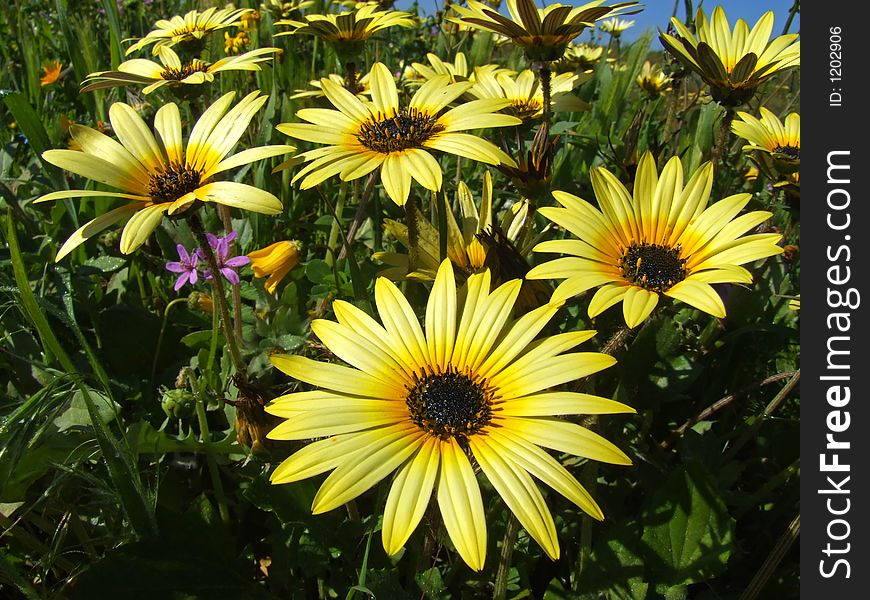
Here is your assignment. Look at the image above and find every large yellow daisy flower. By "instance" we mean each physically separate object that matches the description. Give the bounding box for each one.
[659,6,800,106]
[731,107,799,173]
[277,62,520,206]
[125,7,254,55]
[81,46,280,95]
[36,92,295,261]
[450,0,639,62]
[527,152,784,328]
[267,259,633,570]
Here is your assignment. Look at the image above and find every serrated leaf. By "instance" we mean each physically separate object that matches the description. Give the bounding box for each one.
[640,463,734,586]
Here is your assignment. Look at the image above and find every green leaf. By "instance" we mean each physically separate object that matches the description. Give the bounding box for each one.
[640,463,735,586]
[53,389,120,432]
[305,258,332,284]
[5,211,156,537]
[83,255,128,273]
[1,92,66,189]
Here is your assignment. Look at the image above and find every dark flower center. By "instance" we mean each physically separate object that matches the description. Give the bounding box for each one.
[161,60,210,81]
[509,98,543,121]
[620,242,687,292]
[149,162,202,203]
[357,108,444,154]
[773,145,800,160]
[406,369,493,439]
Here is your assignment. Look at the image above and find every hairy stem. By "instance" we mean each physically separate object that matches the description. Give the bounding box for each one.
[188,212,246,374]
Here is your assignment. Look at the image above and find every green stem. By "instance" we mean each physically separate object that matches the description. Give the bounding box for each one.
[150,297,189,388]
[537,62,553,130]
[217,204,243,342]
[188,212,246,375]
[493,514,520,600]
[193,382,230,525]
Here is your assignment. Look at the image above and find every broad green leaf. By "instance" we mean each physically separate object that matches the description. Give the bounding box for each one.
[640,463,734,585]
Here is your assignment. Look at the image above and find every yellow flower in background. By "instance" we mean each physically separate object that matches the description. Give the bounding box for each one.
[249,240,302,294]
[732,107,799,173]
[408,52,509,86]
[267,259,633,571]
[36,92,295,260]
[374,171,496,281]
[450,0,639,62]
[260,0,314,20]
[598,17,634,36]
[81,46,280,94]
[555,43,606,72]
[277,62,520,207]
[239,10,261,31]
[291,72,372,100]
[275,2,415,57]
[528,152,783,328]
[636,61,672,98]
[224,30,252,54]
[470,68,590,122]
[40,61,63,86]
[126,7,255,55]
[659,6,800,106]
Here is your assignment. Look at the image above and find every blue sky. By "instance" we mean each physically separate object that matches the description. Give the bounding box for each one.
[396,0,800,43]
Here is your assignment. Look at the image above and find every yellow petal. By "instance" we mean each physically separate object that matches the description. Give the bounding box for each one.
[469,435,559,560]
[55,204,139,261]
[269,353,405,398]
[382,436,440,555]
[425,260,457,371]
[498,417,632,465]
[436,438,487,571]
[312,427,424,513]
[119,203,167,254]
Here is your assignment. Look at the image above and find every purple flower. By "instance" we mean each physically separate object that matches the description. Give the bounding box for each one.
[165,244,199,291]
[198,231,250,286]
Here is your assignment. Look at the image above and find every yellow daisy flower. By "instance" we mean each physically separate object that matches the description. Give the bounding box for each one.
[636,61,672,98]
[260,0,314,20]
[290,72,372,100]
[450,0,639,62]
[277,62,521,206]
[249,240,302,294]
[374,171,495,281]
[275,2,415,55]
[36,92,295,261]
[527,152,784,328]
[555,42,606,72]
[81,46,280,95]
[731,107,799,173]
[470,68,589,122]
[659,6,800,106]
[125,7,255,55]
[267,259,633,570]
[598,17,634,37]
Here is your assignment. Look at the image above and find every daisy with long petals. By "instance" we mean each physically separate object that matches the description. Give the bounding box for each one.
[81,46,281,95]
[470,68,589,122]
[36,92,295,260]
[450,0,639,62]
[126,7,255,55]
[659,6,800,106]
[527,152,783,328]
[277,62,520,206]
[267,259,633,570]
[731,107,799,173]
[275,2,415,58]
